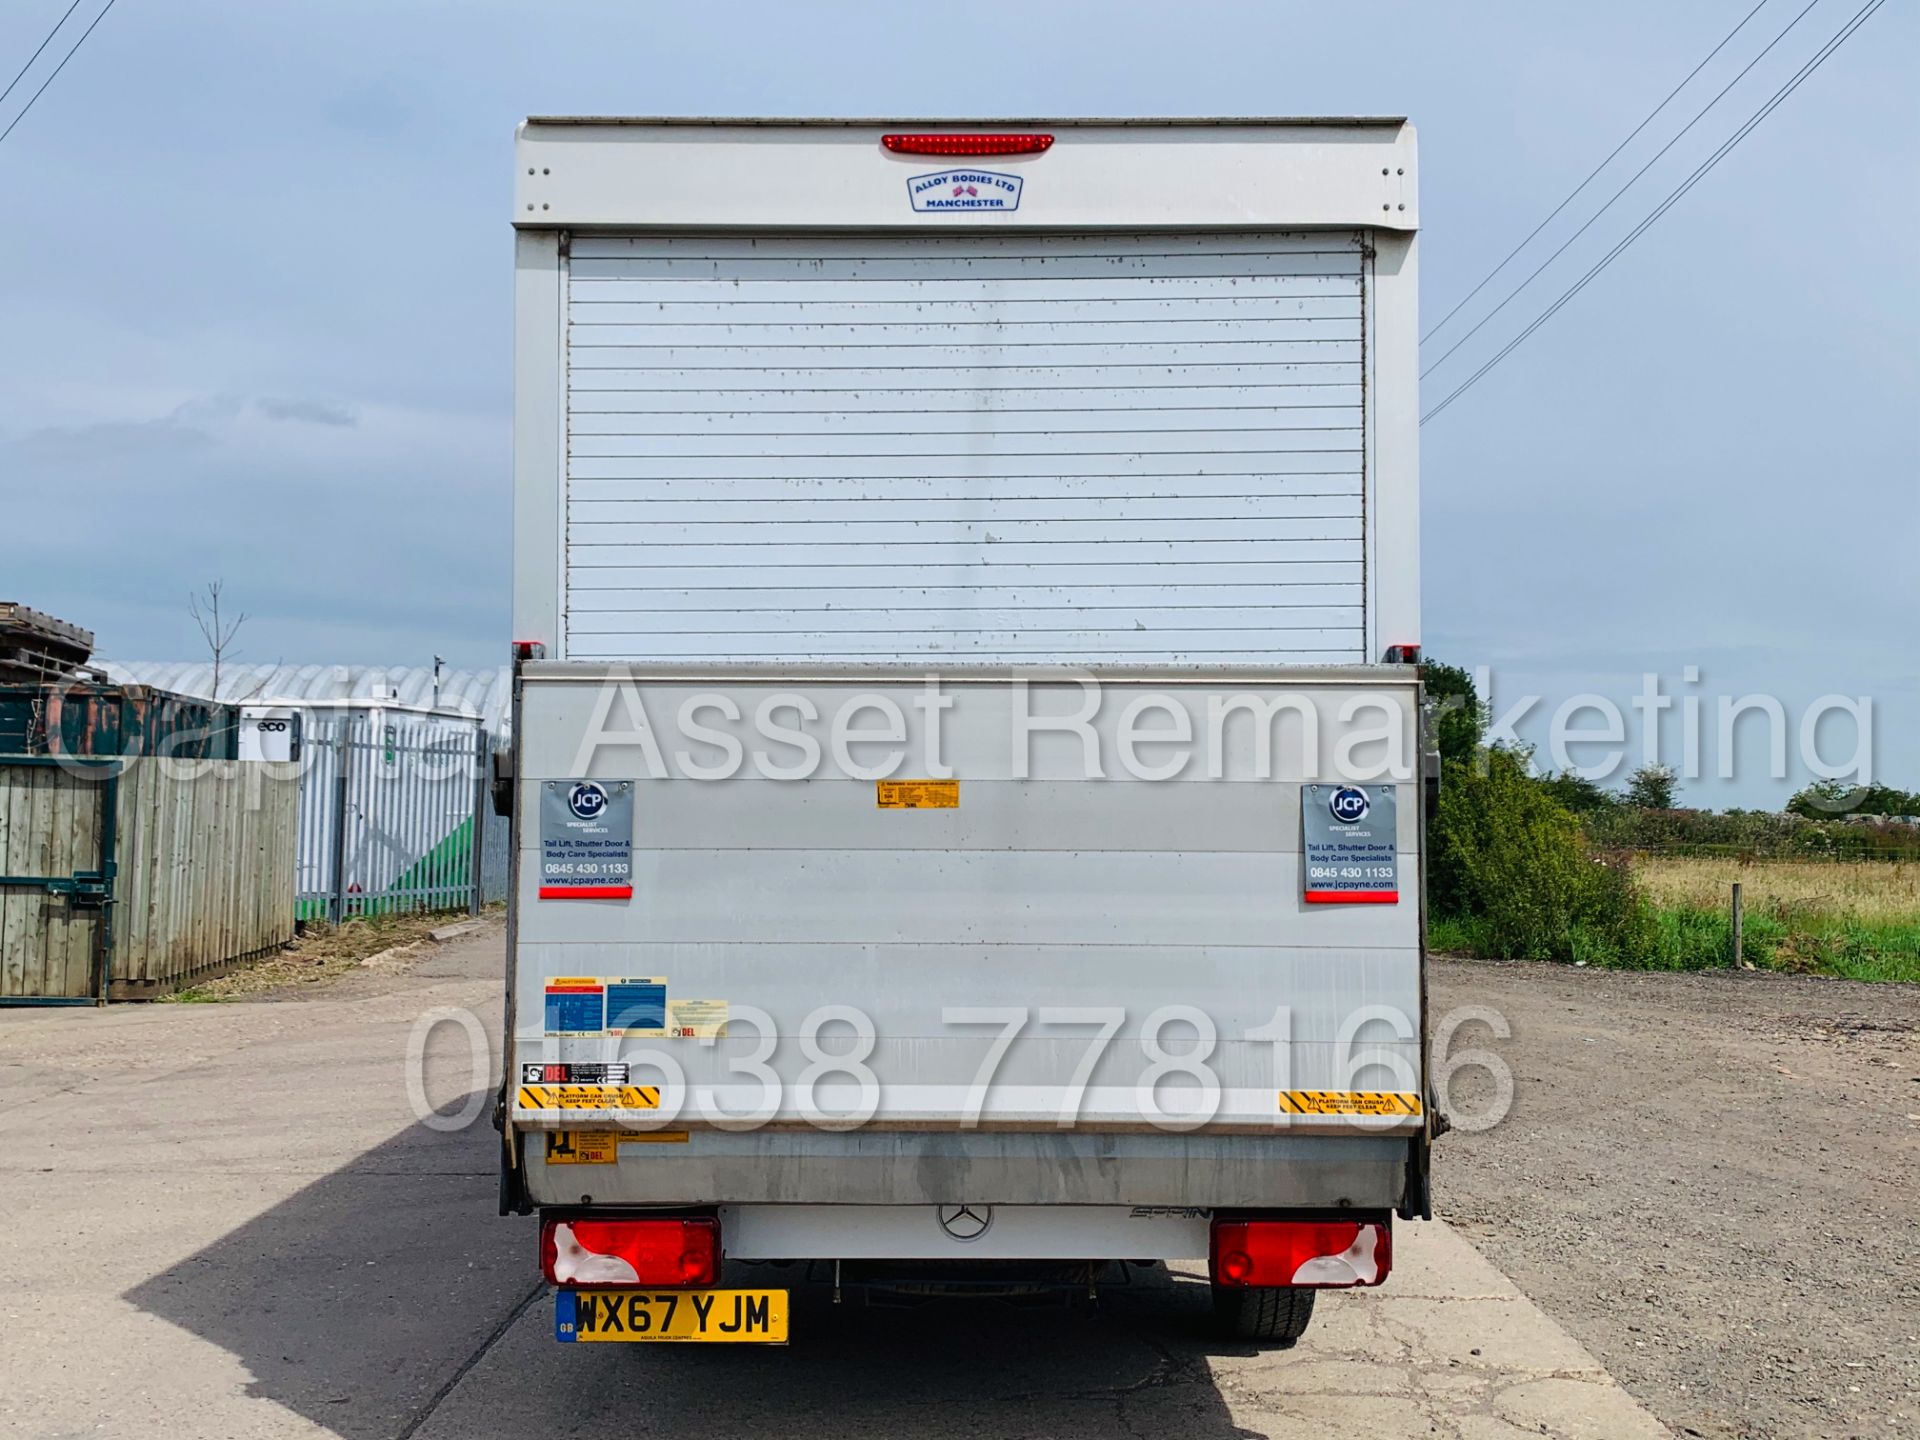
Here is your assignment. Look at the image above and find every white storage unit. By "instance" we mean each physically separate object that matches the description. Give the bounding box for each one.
[565,231,1368,663]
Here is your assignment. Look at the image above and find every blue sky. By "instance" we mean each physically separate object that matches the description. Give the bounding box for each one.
[0,1,1913,805]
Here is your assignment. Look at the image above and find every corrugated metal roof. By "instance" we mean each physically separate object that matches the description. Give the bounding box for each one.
[98,662,513,739]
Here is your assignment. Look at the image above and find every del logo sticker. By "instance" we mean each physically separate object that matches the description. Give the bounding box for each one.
[908,169,1022,212]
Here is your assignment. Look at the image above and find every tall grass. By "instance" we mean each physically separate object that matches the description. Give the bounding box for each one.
[1634,856,1920,982]
[1633,855,1920,922]
[1433,858,1920,983]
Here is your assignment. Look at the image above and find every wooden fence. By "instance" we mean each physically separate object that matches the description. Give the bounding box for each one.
[112,759,299,995]
[0,757,299,1003]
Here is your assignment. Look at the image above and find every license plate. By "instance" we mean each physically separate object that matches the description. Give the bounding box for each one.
[556,1289,789,1344]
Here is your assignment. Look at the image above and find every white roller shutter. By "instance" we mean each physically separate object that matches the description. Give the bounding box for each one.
[564,231,1368,664]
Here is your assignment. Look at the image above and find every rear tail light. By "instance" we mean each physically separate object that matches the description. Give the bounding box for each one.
[1210,1218,1391,1289]
[881,133,1054,156]
[540,1216,719,1288]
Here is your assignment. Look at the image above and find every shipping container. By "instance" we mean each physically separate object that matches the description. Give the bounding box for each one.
[0,682,239,761]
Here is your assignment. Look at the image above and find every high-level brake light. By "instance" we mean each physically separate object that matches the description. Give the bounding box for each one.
[881,133,1054,156]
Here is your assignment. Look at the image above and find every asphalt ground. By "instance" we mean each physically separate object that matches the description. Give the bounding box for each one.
[0,926,1673,1440]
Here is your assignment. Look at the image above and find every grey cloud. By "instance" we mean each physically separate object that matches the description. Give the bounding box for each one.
[256,397,358,428]
[14,395,246,460]
[20,416,215,459]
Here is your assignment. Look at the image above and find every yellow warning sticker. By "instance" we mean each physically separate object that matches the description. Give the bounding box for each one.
[666,998,729,1038]
[877,779,959,809]
[517,1084,661,1111]
[544,1130,690,1164]
[1279,1090,1423,1117]
[545,1131,618,1164]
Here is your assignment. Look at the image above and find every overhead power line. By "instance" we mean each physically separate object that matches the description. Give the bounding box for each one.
[1422,0,1825,383]
[1422,0,1772,346]
[0,0,117,149]
[1420,0,1887,427]
[0,0,87,114]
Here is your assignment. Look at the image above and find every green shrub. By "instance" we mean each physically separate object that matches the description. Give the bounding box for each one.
[1536,769,1619,814]
[1431,746,1651,964]
[1623,763,1679,810]
[1787,779,1920,819]
[1421,661,1487,769]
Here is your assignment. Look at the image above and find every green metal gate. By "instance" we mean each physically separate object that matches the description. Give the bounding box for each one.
[0,757,118,1006]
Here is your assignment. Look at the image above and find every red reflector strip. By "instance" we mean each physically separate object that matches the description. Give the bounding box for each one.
[539,885,634,901]
[882,133,1054,156]
[1303,890,1399,904]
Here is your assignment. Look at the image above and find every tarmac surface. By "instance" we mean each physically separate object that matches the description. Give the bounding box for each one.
[0,925,1669,1440]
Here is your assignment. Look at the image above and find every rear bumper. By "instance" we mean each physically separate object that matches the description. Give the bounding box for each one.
[522,1127,1413,1211]
[724,1203,1212,1261]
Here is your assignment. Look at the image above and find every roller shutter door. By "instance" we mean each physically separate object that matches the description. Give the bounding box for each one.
[565,230,1367,664]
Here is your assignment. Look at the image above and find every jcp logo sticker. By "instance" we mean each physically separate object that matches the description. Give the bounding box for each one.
[568,782,608,821]
[1329,786,1371,824]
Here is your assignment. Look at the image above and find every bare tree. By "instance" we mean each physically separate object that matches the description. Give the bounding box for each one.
[187,580,247,697]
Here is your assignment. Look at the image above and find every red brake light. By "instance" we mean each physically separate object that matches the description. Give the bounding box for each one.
[882,133,1054,156]
[1209,1219,1391,1289]
[540,1216,719,1288]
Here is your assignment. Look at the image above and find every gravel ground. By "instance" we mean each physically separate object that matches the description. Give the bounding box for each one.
[1430,957,1920,1440]
[160,909,501,1000]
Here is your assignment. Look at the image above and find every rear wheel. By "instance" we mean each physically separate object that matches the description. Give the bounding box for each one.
[1211,1284,1315,1345]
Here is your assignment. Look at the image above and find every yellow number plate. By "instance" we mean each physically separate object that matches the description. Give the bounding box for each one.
[556,1289,788,1344]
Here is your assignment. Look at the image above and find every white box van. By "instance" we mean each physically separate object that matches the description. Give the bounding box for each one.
[498,118,1429,1348]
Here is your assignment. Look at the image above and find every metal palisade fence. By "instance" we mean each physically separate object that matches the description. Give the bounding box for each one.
[295,712,508,922]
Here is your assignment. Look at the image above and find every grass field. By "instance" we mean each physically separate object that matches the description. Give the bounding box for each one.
[1430,856,1920,983]
[1630,857,1918,982]
[1630,855,1920,984]
[1634,855,1920,922]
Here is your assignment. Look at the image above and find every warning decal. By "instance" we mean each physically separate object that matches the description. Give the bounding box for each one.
[1278,1090,1423,1117]
[522,1061,630,1085]
[545,1131,618,1165]
[877,779,959,809]
[666,998,729,1038]
[544,978,606,1036]
[544,1130,690,1164]
[517,1084,662,1111]
[606,978,669,1037]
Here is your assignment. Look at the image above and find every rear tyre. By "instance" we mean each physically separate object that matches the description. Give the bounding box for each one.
[1211,1284,1316,1345]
